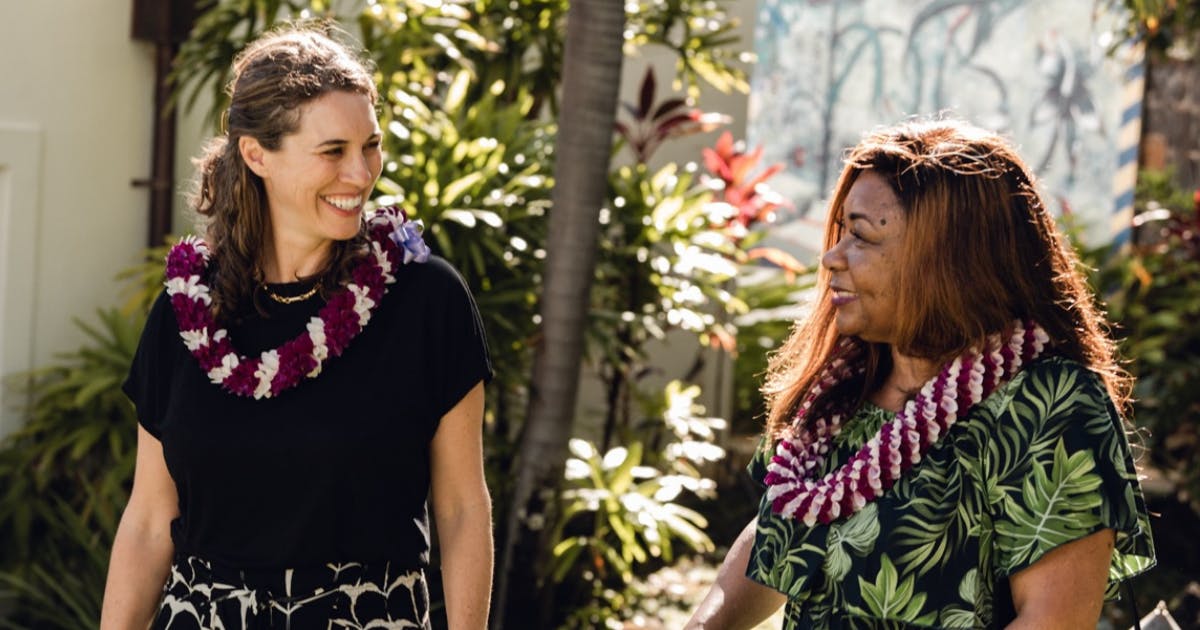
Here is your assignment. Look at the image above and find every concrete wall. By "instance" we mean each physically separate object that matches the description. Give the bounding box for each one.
[0,1,157,436]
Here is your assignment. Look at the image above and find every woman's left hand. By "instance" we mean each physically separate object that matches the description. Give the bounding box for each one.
[431,381,493,630]
[1007,528,1115,629]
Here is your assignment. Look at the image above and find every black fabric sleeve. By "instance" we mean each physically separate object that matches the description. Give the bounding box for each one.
[990,359,1156,589]
[746,435,773,487]
[122,289,175,439]
[426,257,493,427]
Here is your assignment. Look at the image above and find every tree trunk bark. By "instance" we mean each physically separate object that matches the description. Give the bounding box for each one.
[492,2,626,628]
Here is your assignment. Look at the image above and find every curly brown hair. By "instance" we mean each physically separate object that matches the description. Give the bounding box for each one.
[763,118,1131,440]
[188,23,378,322]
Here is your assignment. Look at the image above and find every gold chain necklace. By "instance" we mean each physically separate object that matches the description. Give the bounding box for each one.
[262,281,321,305]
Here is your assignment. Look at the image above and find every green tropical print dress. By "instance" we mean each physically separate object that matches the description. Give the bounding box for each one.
[747,357,1156,629]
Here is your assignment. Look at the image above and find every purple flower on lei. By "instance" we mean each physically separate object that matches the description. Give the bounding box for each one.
[390,220,431,263]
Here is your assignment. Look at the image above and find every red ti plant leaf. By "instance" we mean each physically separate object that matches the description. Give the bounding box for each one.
[651,97,688,122]
[746,246,808,283]
[655,112,702,140]
[638,67,656,119]
[615,67,729,164]
[701,131,789,240]
[707,325,737,354]
[701,146,731,181]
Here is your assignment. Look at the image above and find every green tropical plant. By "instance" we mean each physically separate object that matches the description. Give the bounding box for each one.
[591,157,739,441]
[994,441,1105,565]
[549,381,722,627]
[175,0,751,127]
[1103,0,1200,56]
[0,497,113,630]
[822,503,880,582]
[594,72,806,450]
[552,439,714,583]
[359,0,569,116]
[848,555,937,625]
[0,247,166,628]
[1080,169,1200,516]
[624,0,751,97]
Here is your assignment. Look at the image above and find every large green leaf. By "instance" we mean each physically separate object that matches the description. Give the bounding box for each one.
[849,555,937,625]
[994,440,1104,568]
[823,502,880,581]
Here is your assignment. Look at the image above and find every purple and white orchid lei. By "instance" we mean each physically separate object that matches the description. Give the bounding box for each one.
[164,206,430,399]
[763,320,1049,527]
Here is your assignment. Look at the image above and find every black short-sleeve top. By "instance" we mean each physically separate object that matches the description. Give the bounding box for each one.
[123,255,493,570]
[746,357,1155,629]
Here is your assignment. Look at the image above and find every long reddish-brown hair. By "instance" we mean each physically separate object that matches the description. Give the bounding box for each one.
[189,24,378,322]
[763,119,1131,439]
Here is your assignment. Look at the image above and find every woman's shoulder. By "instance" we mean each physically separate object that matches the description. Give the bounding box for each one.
[380,254,479,321]
[1013,354,1106,395]
[990,354,1117,434]
[391,254,468,291]
[143,286,178,331]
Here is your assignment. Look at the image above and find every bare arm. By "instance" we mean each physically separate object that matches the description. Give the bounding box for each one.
[1006,528,1115,630]
[686,518,787,629]
[100,424,179,630]
[430,381,493,630]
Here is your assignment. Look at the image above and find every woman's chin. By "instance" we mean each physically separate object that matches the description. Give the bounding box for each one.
[321,219,363,242]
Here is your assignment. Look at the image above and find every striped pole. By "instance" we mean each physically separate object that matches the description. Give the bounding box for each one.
[1111,41,1145,248]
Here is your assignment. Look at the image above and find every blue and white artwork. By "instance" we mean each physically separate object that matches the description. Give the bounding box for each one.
[748,0,1142,257]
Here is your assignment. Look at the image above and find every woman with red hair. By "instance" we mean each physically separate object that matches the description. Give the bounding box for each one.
[688,119,1155,629]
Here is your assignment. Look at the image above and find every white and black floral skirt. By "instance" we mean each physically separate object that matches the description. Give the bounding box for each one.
[151,555,431,629]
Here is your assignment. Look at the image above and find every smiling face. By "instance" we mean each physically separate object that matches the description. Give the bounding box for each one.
[242,90,383,248]
[821,170,909,344]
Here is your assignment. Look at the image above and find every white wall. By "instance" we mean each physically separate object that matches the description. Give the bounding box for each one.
[0,1,156,436]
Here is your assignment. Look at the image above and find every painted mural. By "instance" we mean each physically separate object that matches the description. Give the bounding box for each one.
[747,0,1142,256]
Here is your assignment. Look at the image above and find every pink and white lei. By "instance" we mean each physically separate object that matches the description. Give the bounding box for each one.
[164,206,430,399]
[763,321,1050,527]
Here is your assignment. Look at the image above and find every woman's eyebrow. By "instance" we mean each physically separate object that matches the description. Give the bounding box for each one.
[315,133,381,148]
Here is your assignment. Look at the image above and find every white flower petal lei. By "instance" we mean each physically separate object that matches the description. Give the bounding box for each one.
[306,317,328,377]
[165,275,212,305]
[163,206,423,399]
[253,349,280,400]
[208,352,239,384]
[764,322,1050,526]
[348,284,375,326]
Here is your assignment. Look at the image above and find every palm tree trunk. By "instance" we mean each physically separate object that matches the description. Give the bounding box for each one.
[492,2,626,628]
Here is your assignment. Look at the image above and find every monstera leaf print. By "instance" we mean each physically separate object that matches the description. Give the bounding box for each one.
[824,503,881,581]
[848,555,938,625]
[995,440,1103,569]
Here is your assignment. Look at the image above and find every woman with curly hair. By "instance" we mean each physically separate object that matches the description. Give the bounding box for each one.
[101,26,493,629]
